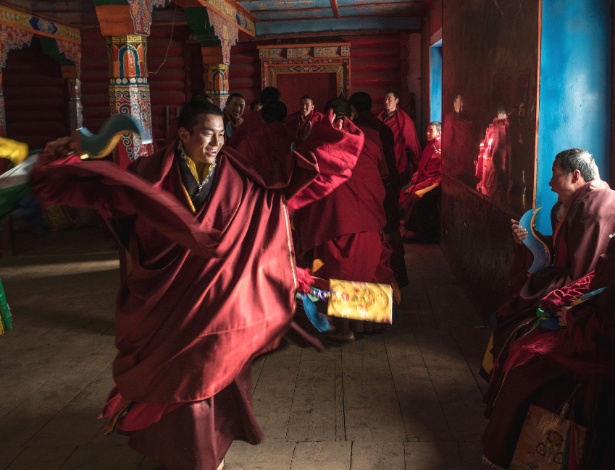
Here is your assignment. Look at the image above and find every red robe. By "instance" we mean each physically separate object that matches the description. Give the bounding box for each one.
[377,107,421,175]
[482,237,615,469]
[475,117,511,205]
[293,123,393,293]
[285,110,325,144]
[30,117,363,469]
[400,135,442,235]
[224,110,266,149]
[486,180,615,377]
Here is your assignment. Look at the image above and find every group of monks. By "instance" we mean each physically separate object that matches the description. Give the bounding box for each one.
[24,86,445,469]
[480,148,615,469]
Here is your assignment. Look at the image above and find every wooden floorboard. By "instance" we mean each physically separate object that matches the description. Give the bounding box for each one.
[0,229,492,469]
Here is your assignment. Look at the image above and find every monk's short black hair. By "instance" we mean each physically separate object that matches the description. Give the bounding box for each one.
[178,97,223,132]
[349,92,372,113]
[262,100,287,123]
[324,94,350,119]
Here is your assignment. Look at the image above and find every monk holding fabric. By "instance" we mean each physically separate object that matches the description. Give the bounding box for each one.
[31,98,364,470]
[482,149,615,388]
[294,96,396,342]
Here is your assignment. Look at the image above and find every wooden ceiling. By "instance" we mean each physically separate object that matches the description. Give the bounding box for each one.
[0,0,428,36]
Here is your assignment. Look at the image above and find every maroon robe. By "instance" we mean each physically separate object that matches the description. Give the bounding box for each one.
[475,117,511,205]
[376,107,421,176]
[285,110,325,144]
[293,123,395,334]
[482,236,615,469]
[30,117,363,469]
[400,135,442,238]
[224,110,266,149]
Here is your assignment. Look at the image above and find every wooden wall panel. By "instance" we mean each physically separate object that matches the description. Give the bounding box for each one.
[228,34,413,121]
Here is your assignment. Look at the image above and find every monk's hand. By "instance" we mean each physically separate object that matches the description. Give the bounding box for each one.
[555,306,570,328]
[42,136,73,163]
[511,219,528,244]
[332,116,344,130]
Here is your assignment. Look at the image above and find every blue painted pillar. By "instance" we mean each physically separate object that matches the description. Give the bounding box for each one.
[535,0,611,232]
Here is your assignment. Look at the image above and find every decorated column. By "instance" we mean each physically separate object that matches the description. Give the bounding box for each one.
[94,0,165,168]
[185,6,238,108]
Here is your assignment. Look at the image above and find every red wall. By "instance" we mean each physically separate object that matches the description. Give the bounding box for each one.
[3,38,69,150]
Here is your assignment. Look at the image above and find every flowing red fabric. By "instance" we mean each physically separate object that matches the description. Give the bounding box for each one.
[286,111,365,214]
[293,122,386,256]
[377,108,421,174]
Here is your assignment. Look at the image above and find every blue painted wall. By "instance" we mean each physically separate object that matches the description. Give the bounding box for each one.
[430,41,442,122]
[536,0,611,233]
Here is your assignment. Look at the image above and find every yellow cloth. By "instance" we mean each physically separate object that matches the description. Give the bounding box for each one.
[0,137,29,167]
[414,182,440,198]
[184,157,213,183]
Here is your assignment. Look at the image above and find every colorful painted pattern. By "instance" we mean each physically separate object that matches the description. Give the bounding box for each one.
[258,44,351,97]
[0,24,33,67]
[0,5,79,44]
[207,8,238,65]
[108,35,148,79]
[109,84,153,165]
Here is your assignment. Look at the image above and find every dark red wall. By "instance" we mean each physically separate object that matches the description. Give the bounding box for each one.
[3,38,69,150]
[437,0,539,320]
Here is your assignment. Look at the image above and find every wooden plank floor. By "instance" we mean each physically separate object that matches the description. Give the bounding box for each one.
[0,228,492,469]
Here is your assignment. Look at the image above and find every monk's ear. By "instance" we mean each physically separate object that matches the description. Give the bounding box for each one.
[177,127,189,144]
[571,169,583,183]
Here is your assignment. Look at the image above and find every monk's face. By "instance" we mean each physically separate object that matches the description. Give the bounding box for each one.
[426,125,441,142]
[549,159,581,206]
[383,93,398,113]
[300,98,314,118]
[226,96,245,122]
[179,114,225,167]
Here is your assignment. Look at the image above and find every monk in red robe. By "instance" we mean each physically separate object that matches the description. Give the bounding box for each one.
[222,92,245,139]
[225,87,281,149]
[482,235,615,469]
[293,96,395,341]
[376,89,421,182]
[285,95,325,145]
[31,98,364,470]
[349,91,407,288]
[400,121,442,243]
[482,149,615,388]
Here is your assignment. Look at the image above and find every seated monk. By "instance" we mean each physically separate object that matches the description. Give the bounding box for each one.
[481,149,615,386]
[482,234,615,469]
[400,121,442,243]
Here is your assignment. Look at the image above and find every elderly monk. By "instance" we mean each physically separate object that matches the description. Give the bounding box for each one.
[483,235,615,469]
[31,97,364,470]
[481,149,615,387]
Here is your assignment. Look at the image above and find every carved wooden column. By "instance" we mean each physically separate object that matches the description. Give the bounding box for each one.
[185,6,238,108]
[95,0,162,167]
